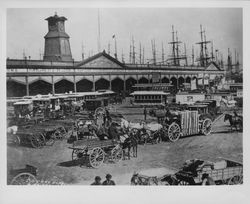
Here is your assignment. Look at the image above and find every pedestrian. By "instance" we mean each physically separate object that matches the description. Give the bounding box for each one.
[91,176,102,185]
[143,106,147,121]
[102,174,115,185]
[201,173,215,185]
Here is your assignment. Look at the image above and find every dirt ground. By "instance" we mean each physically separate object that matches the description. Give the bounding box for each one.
[7,101,243,185]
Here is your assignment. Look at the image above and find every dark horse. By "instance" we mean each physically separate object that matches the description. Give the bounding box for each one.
[224,113,243,132]
[120,131,138,160]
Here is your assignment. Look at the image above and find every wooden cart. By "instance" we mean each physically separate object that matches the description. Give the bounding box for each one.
[69,139,123,168]
[160,110,212,142]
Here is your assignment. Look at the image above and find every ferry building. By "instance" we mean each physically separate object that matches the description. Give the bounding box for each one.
[6,13,224,97]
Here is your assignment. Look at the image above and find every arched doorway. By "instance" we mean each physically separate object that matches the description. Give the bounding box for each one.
[170,77,177,91]
[178,77,185,88]
[29,80,52,95]
[162,77,170,83]
[7,80,26,97]
[138,77,148,84]
[125,77,137,93]
[186,77,191,84]
[76,79,93,92]
[95,78,109,91]
[55,79,74,94]
[111,78,124,93]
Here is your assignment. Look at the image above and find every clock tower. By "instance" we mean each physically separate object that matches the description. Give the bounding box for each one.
[43,13,73,61]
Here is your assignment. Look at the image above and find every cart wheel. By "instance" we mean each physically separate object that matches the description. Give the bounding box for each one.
[12,135,21,146]
[10,173,37,185]
[30,133,45,148]
[202,118,212,136]
[53,129,63,140]
[178,180,190,185]
[168,123,181,142]
[72,149,85,161]
[89,147,105,168]
[228,175,243,185]
[111,146,123,163]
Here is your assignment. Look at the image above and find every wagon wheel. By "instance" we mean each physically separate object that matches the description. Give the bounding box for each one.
[89,147,105,168]
[10,173,37,185]
[72,149,85,161]
[53,129,63,140]
[168,123,181,142]
[58,126,67,139]
[44,132,56,146]
[227,175,243,185]
[178,180,190,185]
[95,107,105,118]
[201,118,212,136]
[111,145,123,163]
[29,133,45,148]
[12,135,21,146]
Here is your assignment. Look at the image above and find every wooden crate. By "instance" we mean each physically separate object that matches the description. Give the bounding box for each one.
[179,111,199,137]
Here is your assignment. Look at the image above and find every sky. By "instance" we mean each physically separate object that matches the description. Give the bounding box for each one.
[7,8,242,65]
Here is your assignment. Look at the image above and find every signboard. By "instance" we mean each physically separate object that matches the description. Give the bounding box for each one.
[152,73,161,83]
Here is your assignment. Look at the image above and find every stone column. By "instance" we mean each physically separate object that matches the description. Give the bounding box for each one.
[92,75,95,91]
[73,75,77,93]
[109,74,112,90]
[52,76,55,95]
[136,75,139,84]
[148,74,150,83]
[123,75,126,91]
[25,76,29,96]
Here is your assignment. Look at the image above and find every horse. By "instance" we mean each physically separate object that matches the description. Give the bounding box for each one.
[224,113,243,132]
[130,172,175,185]
[120,132,138,159]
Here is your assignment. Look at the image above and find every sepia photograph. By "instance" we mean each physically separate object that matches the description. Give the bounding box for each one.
[5,6,244,186]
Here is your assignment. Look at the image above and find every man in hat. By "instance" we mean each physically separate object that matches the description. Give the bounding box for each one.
[201,173,215,185]
[102,174,115,185]
[91,176,102,185]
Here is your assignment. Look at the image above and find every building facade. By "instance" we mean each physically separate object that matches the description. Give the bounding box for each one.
[6,13,224,97]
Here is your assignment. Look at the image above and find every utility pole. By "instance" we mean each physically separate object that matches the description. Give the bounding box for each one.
[108,42,111,55]
[196,25,212,67]
[161,42,164,65]
[184,43,188,66]
[121,49,125,63]
[192,45,194,66]
[168,25,186,66]
[151,39,156,65]
[81,42,85,60]
[129,39,132,63]
[139,42,142,64]
[171,25,176,65]
[113,35,117,59]
[142,46,145,64]
[211,41,214,61]
[97,9,101,52]
[132,36,136,64]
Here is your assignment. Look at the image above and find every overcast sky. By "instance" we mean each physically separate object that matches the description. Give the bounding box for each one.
[7,8,242,65]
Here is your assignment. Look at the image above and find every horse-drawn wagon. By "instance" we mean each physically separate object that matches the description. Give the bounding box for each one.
[7,121,68,148]
[69,139,123,168]
[159,110,212,142]
[131,158,243,185]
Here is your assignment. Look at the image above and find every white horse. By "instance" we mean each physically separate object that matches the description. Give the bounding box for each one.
[120,118,162,132]
[7,125,18,134]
